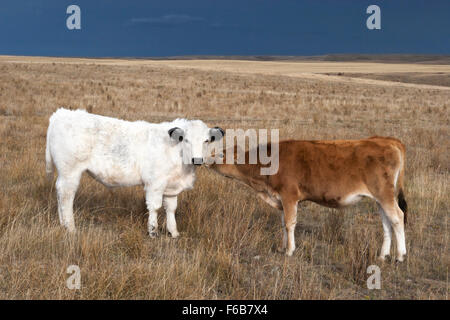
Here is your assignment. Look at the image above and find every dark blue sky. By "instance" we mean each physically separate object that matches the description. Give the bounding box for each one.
[0,0,448,57]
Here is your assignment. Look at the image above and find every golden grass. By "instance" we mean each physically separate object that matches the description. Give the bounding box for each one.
[0,57,448,299]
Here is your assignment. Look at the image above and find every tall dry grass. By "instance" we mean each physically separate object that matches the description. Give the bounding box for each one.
[0,58,448,299]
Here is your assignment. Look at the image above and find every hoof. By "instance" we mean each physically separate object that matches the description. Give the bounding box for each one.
[148,225,159,238]
[378,255,391,263]
[170,231,180,238]
[395,254,406,263]
[285,250,294,257]
[276,246,286,253]
[65,225,76,234]
[149,231,159,238]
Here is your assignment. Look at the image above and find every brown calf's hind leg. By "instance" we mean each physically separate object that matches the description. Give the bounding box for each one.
[377,203,393,261]
[378,199,407,262]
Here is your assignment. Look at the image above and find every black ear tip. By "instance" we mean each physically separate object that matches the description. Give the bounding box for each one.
[168,127,180,137]
[214,127,225,136]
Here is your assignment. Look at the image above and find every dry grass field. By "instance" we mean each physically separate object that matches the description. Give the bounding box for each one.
[0,56,448,299]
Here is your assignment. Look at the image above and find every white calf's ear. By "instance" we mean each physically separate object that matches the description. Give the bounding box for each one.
[168,127,184,142]
[209,127,225,142]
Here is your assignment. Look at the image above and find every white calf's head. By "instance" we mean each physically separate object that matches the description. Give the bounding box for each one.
[168,120,224,166]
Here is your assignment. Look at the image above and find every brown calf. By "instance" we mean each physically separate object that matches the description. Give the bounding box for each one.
[209,136,407,261]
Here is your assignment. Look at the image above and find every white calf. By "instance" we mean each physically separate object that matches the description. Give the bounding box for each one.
[45,108,224,235]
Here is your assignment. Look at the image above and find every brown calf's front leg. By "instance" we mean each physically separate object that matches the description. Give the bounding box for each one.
[277,212,288,253]
[281,197,298,256]
[256,192,287,252]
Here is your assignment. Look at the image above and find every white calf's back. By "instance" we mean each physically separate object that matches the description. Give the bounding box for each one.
[47,108,198,188]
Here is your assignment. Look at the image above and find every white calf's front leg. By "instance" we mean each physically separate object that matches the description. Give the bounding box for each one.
[55,171,82,233]
[163,196,179,238]
[145,187,164,238]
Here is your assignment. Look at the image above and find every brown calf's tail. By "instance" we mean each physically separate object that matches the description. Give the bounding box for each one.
[395,141,407,225]
[397,189,408,225]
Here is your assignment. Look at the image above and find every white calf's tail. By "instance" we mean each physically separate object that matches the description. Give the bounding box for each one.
[45,129,54,179]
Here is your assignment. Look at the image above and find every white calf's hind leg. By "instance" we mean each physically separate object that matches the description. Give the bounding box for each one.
[163,196,179,238]
[145,188,164,238]
[55,171,82,233]
[377,204,393,261]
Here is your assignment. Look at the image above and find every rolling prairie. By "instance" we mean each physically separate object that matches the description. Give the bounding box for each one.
[0,56,448,299]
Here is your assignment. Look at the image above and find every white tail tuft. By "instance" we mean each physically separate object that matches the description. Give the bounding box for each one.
[45,130,54,179]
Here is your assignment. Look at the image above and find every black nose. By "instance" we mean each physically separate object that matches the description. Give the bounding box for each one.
[192,158,203,165]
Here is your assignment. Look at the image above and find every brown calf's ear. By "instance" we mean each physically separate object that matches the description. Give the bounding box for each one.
[168,127,184,142]
[210,127,225,142]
